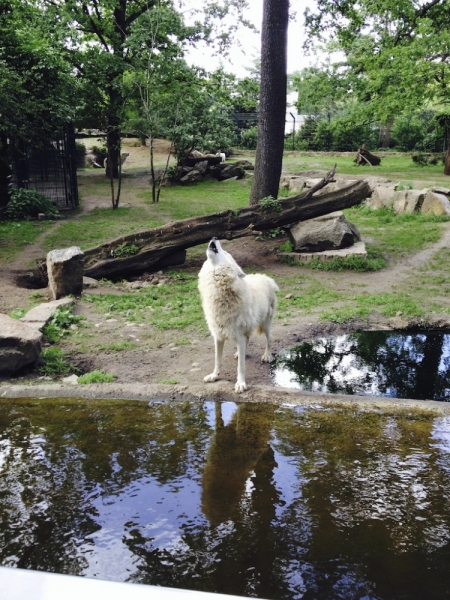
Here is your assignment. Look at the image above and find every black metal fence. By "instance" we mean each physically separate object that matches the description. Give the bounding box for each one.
[9,123,79,210]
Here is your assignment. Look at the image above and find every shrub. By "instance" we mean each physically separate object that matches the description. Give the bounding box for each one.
[5,188,59,221]
[240,126,258,149]
[43,307,84,342]
[91,144,108,164]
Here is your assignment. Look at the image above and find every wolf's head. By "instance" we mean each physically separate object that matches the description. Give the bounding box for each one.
[205,238,246,278]
[206,238,225,266]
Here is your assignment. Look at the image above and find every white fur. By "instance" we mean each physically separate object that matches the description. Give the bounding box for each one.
[215,152,226,163]
[198,239,279,393]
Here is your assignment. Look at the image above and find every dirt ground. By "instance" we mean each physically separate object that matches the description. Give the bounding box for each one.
[2,145,450,399]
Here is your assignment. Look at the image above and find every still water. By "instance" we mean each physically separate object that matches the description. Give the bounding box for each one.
[1,399,450,599]
[273,331,450,401]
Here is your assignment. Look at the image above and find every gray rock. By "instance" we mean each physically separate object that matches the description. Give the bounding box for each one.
[219,164,244,180]
[180,169,204,183]
[288,178,306,193]
[195,160,209,175]
[422,191,450,216]
[0,314,43,374]
[365,186,395,210]
[392,189,426,214]
[83,276,99,288]
[288,211,361,252]
[20,297,74,332]
[47,246,84,301]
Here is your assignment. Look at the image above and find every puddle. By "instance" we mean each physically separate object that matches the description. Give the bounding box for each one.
[273,331,450,401]
[1,399,450,598]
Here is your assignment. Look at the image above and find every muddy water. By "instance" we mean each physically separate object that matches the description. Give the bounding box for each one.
[1,399,450,599]
[273,331,450,401]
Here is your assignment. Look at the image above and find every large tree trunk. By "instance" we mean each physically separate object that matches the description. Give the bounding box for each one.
[78,176,371,280]
[249,0,289,205]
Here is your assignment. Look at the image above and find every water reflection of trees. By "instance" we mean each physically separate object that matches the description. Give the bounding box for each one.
[276,332,450,400]
[2,401,450,599]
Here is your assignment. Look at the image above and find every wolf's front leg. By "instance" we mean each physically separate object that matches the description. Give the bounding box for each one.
[235,334,247,393]
[204,336,224,383]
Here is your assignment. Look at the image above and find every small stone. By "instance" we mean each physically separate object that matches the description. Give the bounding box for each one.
[192,362,199,367]
[396,311,403,317]
[190,368,201,372]
[62,374,79,385]
[95,323,102,328]
[285,294,293,299]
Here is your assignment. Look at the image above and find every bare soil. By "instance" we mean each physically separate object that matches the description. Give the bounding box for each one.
[2,143,450,399]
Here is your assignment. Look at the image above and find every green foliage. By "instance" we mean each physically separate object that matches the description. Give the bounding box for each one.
[78,370,115,384]
[43,307,84,343]
[256,228,285,241]
[91,145,108,165]
[239,126,258,149]
[279,240,294,252]
[258,196,283,213]
[5,189,59,221]
[39,347,79,378]
[111,243,140,258]
[10,308,26,319]
[160,378,179,385]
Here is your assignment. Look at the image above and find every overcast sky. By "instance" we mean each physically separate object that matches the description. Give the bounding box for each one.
[185,0,316,79]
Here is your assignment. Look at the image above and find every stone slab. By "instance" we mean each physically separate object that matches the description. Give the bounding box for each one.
[279,241,367,264]
[20,297,74,331]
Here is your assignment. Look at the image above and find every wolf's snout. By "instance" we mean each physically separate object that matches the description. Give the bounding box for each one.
[209,238,219,254]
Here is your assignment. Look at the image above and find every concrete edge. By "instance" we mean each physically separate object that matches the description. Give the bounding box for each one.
[1,383,449,414]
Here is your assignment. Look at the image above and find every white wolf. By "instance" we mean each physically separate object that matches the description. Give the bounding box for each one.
[198,238,279,393]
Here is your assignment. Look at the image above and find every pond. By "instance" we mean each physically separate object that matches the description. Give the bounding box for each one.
[1,398,450,599]
[273,331,450,401]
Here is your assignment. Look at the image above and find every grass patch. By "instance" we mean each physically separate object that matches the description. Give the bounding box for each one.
[78,370,115,384]
[39,347,79,378]
[41,207,159,252]
[321,292,424,324]
[280,247,386,272]
[345,206,449,260]
[160,378,179,385]
[84,273,207,332]
[0,221,54,265]
[98,341,137,351]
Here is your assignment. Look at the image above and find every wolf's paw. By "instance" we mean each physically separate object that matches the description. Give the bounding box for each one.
[204,373,219,383]
[235,381,247,393]
[261,352,273,363]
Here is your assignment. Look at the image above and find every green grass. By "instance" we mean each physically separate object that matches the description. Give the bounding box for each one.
[137,178,252,221]
[84,273,207,332]
[39,347,79,378]
[344,206,449,260]
[0,221,54,265]
[78,370,115,384]
[281,152,450,188]
[42,207,158,252]
[321,292,425,324]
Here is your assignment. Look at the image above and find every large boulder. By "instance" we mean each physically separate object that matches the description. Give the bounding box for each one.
[180,169,204,184]
[421,191,450,216]
[392,189,426,214]
[0,314,43,375]
[47,246,84,301]
[219,164,245,180]
[288,211,361,252]
[365,186,396,210]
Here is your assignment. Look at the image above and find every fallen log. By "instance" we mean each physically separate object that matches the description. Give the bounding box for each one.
[354,145,381,167]
[74,174,371,280]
